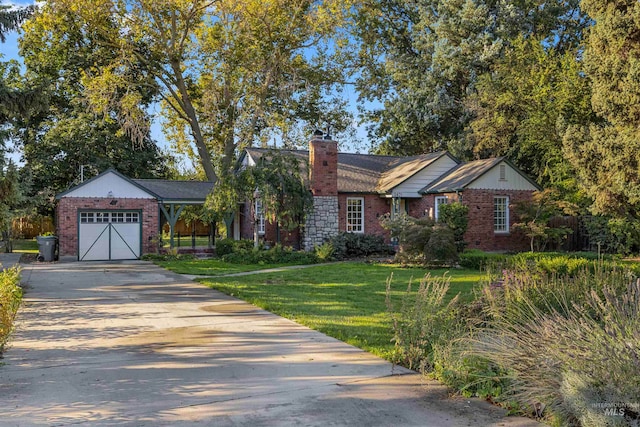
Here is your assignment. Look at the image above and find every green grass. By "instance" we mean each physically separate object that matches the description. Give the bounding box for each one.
[157,258,316,275]
[198,263,483,360]
[10,239,38,253]
[161,236,212,248]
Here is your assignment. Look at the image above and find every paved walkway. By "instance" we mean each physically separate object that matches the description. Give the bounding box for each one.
[0,252,22,270]
[0,260,540,426]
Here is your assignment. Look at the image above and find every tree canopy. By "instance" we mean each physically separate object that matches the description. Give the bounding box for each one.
[29,0,353,183]
[563,0,640,219]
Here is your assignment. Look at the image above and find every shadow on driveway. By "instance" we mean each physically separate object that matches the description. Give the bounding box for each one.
[0,260,541,426]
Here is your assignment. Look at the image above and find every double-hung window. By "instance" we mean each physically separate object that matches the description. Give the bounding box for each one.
[346,197,364,233]
[494,196,509,233]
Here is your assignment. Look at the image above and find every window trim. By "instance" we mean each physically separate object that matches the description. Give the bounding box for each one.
[255,199,265,235]
[494,196,510,234]
[346,197,365,233]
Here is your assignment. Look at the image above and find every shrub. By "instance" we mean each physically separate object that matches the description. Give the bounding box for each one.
[386,273,460,371]
[469,265,640,424]
[221,245,318,265]
[0,266,22,354]
[583,215,640,255]
[400,217,434,256]
[314,242,334,262]
[438,202,469,252]
[214,238,234,256]
[459,249,510,270]
[328,232,393,260]
[424,225,458,265]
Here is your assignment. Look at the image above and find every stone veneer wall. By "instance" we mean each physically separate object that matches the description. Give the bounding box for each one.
[303,196,339,251]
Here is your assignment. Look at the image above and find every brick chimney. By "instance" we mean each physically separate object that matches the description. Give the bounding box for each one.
[309,133,338,196]
[303,131,339,251]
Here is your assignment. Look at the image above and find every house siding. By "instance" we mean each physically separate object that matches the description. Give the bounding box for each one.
[467,162,539,191]
[390,155,459,197]
[462,189,532,251]
[56,197,159,257]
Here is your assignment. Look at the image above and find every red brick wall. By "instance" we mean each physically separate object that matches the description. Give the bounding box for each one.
[462,189,532,252]
[56,197,159,257]
[338,193,390,240]
[309,139,338,196]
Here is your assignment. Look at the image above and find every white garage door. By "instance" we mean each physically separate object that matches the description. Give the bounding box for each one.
[78,211,141,261]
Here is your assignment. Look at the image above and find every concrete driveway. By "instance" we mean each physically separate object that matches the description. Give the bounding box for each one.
[0,261,540,426]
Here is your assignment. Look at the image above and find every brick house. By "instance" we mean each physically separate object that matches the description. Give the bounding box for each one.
[238,134,541,251]
[56,170,215,260]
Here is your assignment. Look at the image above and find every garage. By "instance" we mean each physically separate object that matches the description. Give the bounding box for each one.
[56,169,215,260]
[78,211,141,261]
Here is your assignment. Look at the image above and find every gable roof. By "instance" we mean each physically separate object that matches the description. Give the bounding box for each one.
[243,148,451,194]
[56,168,215,203]
[56,168,158,199]
[420,157,542,193]
[133,179,215,203]
[376,152,452,193]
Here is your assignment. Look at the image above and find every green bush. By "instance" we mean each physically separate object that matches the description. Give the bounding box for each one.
[314,242,334,261]
[0,266,22,354]
[583,216,640,255]
[221,245,318,265]
[214,238,234,256]
[459,249,510,270]
[328,232,393,260]
[400,217,434,257]
[424,225,458,264]
[438,202,469,252]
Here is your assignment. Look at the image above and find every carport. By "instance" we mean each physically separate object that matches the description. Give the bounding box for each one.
[55,169,215,260]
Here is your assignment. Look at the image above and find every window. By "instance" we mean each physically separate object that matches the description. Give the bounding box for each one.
[80,211,139,224]
[434,196,448,221]
[346,197,364,233]
[255,199,265,235]
[80,212,95,223]
[499,164,507,181]
[494,196,509,233]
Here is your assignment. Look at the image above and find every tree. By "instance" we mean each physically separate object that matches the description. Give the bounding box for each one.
[513,189,577,252]
[352,0,589,158]
[563,0,640,218]
[14,5,170,204]
[31,0,352,184]
[0,160,24,252]
[208,150,312,244]
[467,36,594,190]
[0,3,34,42]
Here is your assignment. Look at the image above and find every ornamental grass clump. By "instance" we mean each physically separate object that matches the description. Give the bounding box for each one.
[471,265,640,425]
[0,266,22,354]
[385,273,460,371]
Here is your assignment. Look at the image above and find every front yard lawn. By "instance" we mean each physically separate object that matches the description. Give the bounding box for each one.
[156,258,316,276]
[197,262,483,360]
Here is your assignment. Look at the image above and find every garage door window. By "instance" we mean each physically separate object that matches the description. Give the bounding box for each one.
[80,212,139,223]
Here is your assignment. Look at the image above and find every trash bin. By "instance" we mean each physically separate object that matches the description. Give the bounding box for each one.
[36,236,58,262]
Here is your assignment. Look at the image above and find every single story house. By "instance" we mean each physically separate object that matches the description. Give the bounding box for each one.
[55,170,215,260]
[55,133,540,260]
[238,133,541,251]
